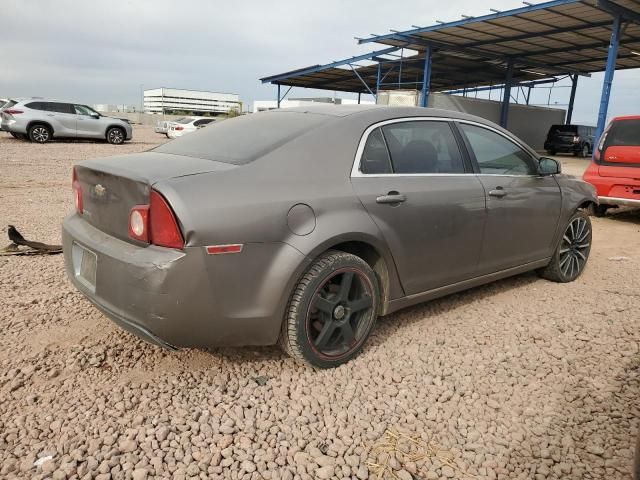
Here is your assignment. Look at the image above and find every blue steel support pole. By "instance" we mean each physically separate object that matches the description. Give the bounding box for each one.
[375,62,382,103]
[566,74,578,124]
[358,92,361,104]
[595,14,621,145]
[420,45,433,108]
[500,59,514,128]
[277,84,281,109]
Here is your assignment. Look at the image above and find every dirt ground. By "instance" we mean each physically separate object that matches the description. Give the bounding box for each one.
[0,127,639,480]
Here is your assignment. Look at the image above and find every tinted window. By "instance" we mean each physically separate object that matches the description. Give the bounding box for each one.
[607,119,640,146]
[460,124,535,175]
[547,124,577,137]
[44,102,73,114]
[1,100,17,110]
[154,111,330,164]
[381,121,465,174]
[25,102,44,110]
[360,128,392,174]
[194,119,214,127]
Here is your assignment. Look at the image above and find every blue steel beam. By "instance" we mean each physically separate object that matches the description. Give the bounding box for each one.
[420,45,433,107]
[500,59,514,128]
[260,46,402,84]
[595,15,622,144]
[444,76,562,95]
[358,0,581,45]
[348,64,376,97]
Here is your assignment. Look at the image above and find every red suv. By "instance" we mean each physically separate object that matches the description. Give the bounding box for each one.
[583,115,640,216]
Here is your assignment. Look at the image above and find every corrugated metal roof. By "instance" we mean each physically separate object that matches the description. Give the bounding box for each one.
[261,0,640,94]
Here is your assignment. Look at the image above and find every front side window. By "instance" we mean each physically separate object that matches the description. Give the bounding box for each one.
[380,121,465,174]
[74,105,97,116]
[459,124,535,175]
[360,128,392,174]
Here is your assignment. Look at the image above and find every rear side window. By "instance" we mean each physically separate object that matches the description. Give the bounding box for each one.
[154,111,331,164]
[25,102,44,110]
[194,119,214,127]
[44,102,73,114]
[607,119,640,146]
[460,123,535,175]
[360,128,392,174]
[381,121,465,174]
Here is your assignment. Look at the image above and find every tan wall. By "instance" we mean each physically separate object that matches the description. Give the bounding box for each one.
[428,94,565,150]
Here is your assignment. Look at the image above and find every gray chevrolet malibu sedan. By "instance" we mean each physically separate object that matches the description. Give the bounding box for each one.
[63,105,596,368]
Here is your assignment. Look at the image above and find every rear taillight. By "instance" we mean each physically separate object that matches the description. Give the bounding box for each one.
[128,190,184,249]
[4,109,23,115]
[573,136,579,143]
[72,168,83,214]
[175,126,184,131]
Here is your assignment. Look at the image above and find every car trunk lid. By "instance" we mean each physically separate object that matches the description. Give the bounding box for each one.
[75,152,235,243]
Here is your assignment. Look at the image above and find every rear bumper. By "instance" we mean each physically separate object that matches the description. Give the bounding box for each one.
[584,166,640,207]
[62,214,308,348]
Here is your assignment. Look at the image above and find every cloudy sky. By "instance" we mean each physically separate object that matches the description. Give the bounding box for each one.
[2,0,639,124]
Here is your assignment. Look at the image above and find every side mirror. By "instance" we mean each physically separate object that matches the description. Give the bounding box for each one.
[538,157,561,175]
[90,113,100,119]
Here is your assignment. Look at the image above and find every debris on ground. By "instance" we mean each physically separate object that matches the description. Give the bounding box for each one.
[1,225,62,255]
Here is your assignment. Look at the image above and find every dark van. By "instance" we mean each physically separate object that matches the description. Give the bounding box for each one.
[544,124,595,157]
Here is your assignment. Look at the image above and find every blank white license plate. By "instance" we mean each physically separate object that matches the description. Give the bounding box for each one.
[72,243,97,291]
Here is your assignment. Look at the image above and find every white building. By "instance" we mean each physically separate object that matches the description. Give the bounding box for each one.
[144,88,240,116]
[252,97,374,113]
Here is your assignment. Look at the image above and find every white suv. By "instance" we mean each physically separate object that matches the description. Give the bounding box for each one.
[1,99,133,144]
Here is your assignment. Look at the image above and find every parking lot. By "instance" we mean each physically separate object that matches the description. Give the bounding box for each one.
[0,126,639,479]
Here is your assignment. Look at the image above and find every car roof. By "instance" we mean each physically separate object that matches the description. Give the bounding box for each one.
[267,104,505,126]
[612,115,640,121]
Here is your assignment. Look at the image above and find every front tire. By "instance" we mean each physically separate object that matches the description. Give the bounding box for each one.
[280,251,379,368]
[106,127,125,145]
[538,210,592,283]
[28,124,51,143]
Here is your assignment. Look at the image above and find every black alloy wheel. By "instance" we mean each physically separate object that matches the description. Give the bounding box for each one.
[281,251,379,368]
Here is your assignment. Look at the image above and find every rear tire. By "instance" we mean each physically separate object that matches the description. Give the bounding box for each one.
[581,144,590,158]
[106,127,125,145]
[10,132,27,140]
[538,210,591,283]
[280,251,379,368]
[28,124,51,143]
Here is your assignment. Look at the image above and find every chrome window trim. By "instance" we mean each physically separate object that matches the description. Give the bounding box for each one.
[351,116,539,178]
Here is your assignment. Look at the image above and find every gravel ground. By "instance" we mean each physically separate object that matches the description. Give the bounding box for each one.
[0,127,639,480]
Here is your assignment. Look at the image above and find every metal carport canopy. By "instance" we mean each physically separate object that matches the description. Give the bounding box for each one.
[260,0,640,137]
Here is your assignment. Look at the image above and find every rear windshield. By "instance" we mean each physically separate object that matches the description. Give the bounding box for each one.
[607,119,640,146]
[1,100,17,109]
[547,125,577,136]
[176,117,194,124]
[154,111,331,164]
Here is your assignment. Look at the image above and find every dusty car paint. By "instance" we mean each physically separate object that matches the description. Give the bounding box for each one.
[63,105,597,349]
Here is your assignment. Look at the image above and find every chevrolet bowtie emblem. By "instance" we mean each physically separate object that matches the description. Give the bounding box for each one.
[94,184,106,197]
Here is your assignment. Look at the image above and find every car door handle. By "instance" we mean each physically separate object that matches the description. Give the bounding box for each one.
[488,188,507,198]
[376,192,406,204]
